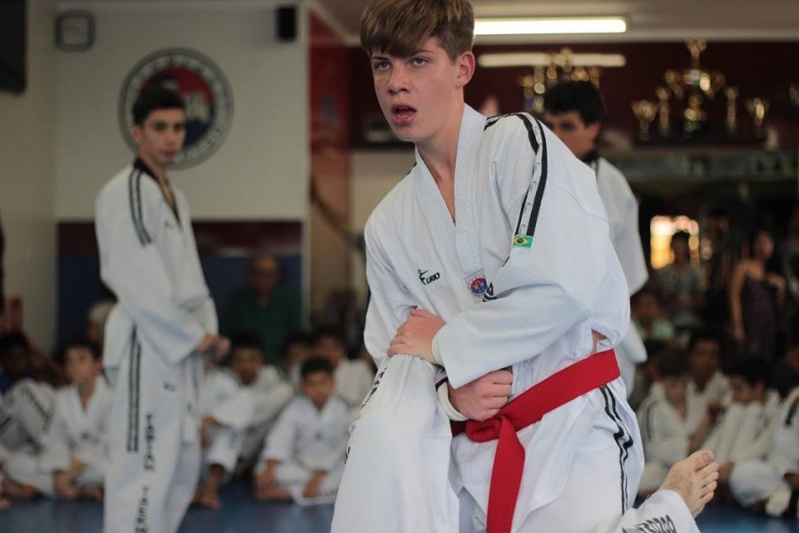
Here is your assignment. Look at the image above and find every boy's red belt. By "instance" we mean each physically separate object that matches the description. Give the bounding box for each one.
[451,349,620,533]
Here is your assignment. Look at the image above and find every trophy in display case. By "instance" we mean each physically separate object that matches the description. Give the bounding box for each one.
[632,100,658,140]
[745,97,770,138]
[724,86,739,134]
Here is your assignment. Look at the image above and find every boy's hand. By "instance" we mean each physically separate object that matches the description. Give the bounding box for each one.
[254,468,275,499]
[302,471,326,499]
[448,369,513,421]
[387,309,445,364]
[54,472,79,500]
[212,337,231,362]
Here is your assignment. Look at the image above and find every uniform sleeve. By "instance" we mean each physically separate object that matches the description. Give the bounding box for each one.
[249,368,294,427]
[38,400,72,473]
[435,121,630,387]
[612,174,649,295]
[769,390,799,478]
[262,402,299,463]
[95,180,206,364]
[362,216,419,369]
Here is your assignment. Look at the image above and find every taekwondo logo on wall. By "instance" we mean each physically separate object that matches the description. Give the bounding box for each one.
[119,48,234,169]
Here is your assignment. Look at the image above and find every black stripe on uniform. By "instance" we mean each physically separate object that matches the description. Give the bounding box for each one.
[513,114,547,238]
[128,170,151,246]
[600,385,635,512]
[127,328,141,453]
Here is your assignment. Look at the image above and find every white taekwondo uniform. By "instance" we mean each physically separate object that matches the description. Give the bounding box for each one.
[729,387,799,518]
[36,377,113,495]
[637,386,707,493]
[201,365,292,476]
[0,379,55,496]
[586,153,649,395]
[334,359,375,408]
[332,107,701,532]
[96,158,218,533]
[257,393,353,504]
[701,390,780,466]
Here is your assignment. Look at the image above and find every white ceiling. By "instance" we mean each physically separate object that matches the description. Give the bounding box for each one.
[311,0,799,46]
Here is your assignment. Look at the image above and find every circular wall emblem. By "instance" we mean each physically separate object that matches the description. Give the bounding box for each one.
[119,48,233,169]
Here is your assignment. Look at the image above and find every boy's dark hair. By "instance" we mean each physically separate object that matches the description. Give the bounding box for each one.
[281,331,312,354]
[360,0,474,61]
[543,80,606,125]
[57,337,101,364]
[132,86,185,125]
[311,326,347,348]
[0,331,29,359]
[727,359,768,388]
[655,347,690,379]
[230,332,264,355]
[300,356,335,380]
[687,329,721,354]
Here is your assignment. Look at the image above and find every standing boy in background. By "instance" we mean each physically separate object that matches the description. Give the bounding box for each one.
[96,87,228,533]
[544,80,650,396]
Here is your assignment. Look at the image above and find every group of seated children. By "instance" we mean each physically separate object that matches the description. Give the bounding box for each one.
[636,330,799,520]
[0,326,374,510]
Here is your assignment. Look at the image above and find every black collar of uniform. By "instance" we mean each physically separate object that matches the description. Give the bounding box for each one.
[133,157,159,182]
[581,150,600,166]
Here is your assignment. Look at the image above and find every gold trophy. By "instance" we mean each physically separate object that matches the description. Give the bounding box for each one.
[724,86,739,135]
[632,100,658,140]
[655,86,671,137]
[745,97,770,137]
[683,94,707,134]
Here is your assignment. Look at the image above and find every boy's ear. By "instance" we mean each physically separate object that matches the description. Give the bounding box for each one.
[131,124,142,145]
[455,51,476,88]
[587,121,601,143]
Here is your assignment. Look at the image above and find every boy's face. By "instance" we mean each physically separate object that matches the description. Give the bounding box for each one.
[370,37,474,145]
[301,371,335,408]
[542,111,599,161]
[231,347,263,386]
[690,339,720,380]
[663,375,688,406]
[65,347,101,386]
[132,108,186,170]
[0,345,30,379]
[729,376,760,404]
[286,341,311,365]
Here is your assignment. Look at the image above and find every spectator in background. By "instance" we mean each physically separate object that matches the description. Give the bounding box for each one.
[220,255,301,366]
[86,299,116,348]
[311,327,373,409]
[655,231,706,339]
[0,332,65,395]
[283,332,313,388]
[686,330,730,418]
[632,288,676,344]
[729,227,785,363]
[702,207,735,332]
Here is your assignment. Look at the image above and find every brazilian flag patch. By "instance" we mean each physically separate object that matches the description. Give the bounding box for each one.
[512,234,533,248]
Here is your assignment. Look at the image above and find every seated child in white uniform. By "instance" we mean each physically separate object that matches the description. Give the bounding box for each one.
[254,356,354,504]
[39,338,113,500]
[729,386,799,519]
[197,335,292,508]
[638,348,714,495]
[702,359,781,485]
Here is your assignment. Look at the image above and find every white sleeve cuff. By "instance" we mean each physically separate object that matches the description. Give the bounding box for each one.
[431,335,444,366]
[436,379,468,422]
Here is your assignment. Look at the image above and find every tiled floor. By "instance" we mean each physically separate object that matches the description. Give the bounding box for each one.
[0,481,796,532]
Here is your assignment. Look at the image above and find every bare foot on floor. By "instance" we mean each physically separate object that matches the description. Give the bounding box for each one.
[659,450,719,517]
[196,488,222,510]
[0,498,10,510]
[263,487,293,502]
[1,480,38,500]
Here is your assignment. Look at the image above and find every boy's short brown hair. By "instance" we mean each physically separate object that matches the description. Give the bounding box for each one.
[360,0,474,61]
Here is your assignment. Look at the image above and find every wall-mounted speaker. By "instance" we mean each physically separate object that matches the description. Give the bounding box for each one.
[276,6,297,42]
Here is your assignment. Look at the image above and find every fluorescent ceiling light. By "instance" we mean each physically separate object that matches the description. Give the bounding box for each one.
[479,52,626,68]
[474,18,627,36]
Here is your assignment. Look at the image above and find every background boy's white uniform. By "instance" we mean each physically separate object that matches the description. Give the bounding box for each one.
[96,160,218,533]
[38,377,114,493]
[333,359,374,408]
[701,390,780,465]
[0,380,55,495]
[200,368,251,476]
[334,108,689,532]
[637,386,706,492]
[590,156,649,395]
[257,393,352,504]
[688,371,730,413]
[729,386,799,517]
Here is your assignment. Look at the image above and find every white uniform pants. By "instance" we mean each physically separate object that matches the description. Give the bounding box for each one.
[104,344,200,533]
